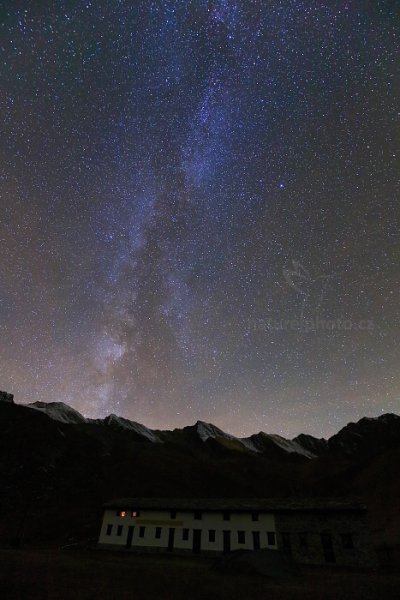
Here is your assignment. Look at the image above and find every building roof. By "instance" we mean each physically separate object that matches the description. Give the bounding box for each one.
[103,497,367,513]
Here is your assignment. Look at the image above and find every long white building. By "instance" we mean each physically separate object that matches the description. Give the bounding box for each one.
[98,497,375,566]
[99,498,276,553]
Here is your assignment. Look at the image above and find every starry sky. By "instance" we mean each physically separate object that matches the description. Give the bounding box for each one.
[1,1,399,437]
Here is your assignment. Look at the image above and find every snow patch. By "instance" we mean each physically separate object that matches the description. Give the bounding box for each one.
[103,414,161,443]
[239,437,262,453]
[267,434,316,459]
[195,421,234,442]
[27,401,86,424]
[193,421,314,457]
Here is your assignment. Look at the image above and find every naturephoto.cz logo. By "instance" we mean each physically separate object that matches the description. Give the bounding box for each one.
[253,260,374,334]
[254,316,374,333]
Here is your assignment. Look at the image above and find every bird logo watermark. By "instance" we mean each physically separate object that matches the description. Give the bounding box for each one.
[253,260,374,333]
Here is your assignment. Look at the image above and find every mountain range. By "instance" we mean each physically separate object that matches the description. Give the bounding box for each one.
[1,395,400,559]
[23,399,400,461]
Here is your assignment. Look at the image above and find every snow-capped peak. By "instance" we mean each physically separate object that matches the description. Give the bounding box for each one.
[27,401,86,424]
[102,414,161,443]
[192,421,316,458]
[194,420,234,442]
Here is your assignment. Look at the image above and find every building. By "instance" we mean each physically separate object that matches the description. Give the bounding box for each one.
[98,497,376,568]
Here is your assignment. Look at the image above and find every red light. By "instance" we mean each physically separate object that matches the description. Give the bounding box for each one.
[119,511,126,517]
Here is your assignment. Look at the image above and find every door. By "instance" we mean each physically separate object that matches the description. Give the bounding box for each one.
[321,533,336,563]
[126,526,135,548]
[252,531,260,550]
[223,530,231,553]
[167,528,175,552]
[193,529,202,554]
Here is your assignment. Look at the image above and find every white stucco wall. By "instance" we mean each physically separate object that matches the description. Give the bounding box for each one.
[99,508,277,553]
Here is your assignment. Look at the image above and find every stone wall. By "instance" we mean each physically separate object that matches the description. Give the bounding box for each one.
[274,510,377,568]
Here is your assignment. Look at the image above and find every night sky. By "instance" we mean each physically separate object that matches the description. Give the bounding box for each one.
[1,1,399,437]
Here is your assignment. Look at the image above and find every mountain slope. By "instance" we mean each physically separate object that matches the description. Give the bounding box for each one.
[327,414,400,458]
[27,401,86,424]
[89,414,162,443]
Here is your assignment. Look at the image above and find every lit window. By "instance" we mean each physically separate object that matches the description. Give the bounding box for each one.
[238,531,245,544]
[106,524,113,536]
[131,511,140,518]
[209,530,216,542]
[267,531,276,545]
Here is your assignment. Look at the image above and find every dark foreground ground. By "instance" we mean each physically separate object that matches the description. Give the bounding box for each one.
[1,546,400,600]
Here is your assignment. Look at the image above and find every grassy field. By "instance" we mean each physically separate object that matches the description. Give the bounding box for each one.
[1,546,400,600]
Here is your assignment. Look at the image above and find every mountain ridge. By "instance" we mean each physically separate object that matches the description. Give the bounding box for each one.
[15,397,400,460]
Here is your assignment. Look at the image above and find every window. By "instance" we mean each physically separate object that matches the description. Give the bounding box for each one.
[155,527,162,539]
[106,524,113,536]
[251,511,259,522]
[222,511,230,521]
[117,525,123,536]
[267,531,276,546]
[139,526,145,538]
[321,533,335,563]
[170,510,177,519]
[117,510,126,518]
[341,534,354,549]
[182,528,189,541]
[238,531,245,544]
[299,532,308,548]
[194,510,202,520]
[252,531,260,550]
[131,511,140,518]
[209,530,216,542]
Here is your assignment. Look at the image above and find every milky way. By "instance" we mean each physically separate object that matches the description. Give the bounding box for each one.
[1,1,399,436]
